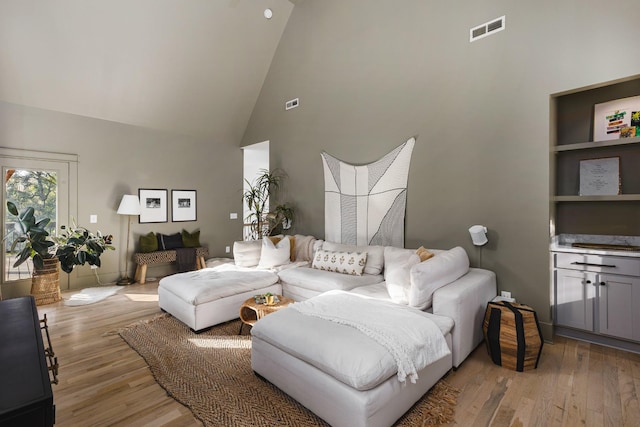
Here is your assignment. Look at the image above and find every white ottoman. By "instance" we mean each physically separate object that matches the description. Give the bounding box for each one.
[251,299,454,427]
[158,269,281,332]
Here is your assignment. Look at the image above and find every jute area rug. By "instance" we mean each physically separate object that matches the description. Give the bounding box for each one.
[119,314,459,427]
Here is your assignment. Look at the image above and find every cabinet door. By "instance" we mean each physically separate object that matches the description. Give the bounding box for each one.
[597,273,640,341]
[555,269,596,331]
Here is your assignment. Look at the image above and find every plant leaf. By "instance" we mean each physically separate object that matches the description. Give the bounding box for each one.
[7,201,18,216]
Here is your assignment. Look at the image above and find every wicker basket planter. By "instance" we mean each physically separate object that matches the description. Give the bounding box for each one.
[30,258,61,306]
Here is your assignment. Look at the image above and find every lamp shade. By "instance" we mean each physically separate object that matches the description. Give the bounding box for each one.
[117,195,141,216]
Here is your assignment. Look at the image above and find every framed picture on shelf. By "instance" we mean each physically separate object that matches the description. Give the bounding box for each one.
[593,95,640,141]
[171,190,197,222]
[579,157,621,196]
[138,189,168,223]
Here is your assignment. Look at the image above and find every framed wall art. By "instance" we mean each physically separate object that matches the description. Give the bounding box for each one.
[172,189,197,222]
[138,188,168,223]
[579,157,621,196]
[593,95,640,141]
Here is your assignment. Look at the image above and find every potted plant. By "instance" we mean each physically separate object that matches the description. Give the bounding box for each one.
[52,222,114,274]
[243,169,294,240]
[5,202,56,271]
[4,202,114,304]
[265,203,294,236]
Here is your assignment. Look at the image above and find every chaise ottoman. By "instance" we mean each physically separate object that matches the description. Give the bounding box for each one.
[158,268,281,332]
[251,292,454,427]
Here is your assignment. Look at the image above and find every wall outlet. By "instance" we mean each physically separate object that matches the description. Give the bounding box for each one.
[229,213,238,220]
[225,246,231,253]
[90,214,98,223]
[285,98,299,110]
[501,291,512,299]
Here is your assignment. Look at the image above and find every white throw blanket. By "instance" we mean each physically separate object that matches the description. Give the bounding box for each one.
[290,291,450,383]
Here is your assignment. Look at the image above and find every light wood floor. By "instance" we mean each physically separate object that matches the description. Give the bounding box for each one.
[33,281,640,427]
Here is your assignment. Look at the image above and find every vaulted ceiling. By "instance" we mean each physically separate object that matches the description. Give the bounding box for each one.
[0,0,295,141]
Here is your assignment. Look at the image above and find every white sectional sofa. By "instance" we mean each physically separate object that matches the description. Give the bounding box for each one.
[158,234,496,427]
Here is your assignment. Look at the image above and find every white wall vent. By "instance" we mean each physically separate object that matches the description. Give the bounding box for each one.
[285,98,299,110]
[470,15,505,42]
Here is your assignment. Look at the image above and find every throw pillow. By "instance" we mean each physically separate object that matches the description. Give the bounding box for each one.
[139,232,158,253]
[408,246,470,310]
[416,246,435,262]
[385,253,421,305]
[233,240,263,267]
[181,229,201,248]
[321,241,383,275]
[268,235,296,261]
[292,234,318,262]
[312,249,367,276]
[257,236,291,269]
[157,232,184,250]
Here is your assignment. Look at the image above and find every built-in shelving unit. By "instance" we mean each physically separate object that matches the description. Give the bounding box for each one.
[551,75,640,236]
[550,75,640,351]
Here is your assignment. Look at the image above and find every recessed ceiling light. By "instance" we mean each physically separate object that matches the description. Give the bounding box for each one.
[264,8,273,19]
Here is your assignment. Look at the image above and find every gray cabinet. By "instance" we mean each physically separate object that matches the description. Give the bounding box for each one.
[598,273,640,341]
[555,269,595,331]
[553,252,640,342]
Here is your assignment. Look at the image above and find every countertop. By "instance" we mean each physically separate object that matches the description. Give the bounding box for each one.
[550,234,640,258]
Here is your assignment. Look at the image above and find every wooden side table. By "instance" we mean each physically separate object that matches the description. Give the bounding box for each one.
[239,295,294,334]
[483,300,543,372]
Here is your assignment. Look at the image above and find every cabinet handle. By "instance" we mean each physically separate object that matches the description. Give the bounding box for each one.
[599,281,606,286]
[571,262,617,268]
[584,280,592,285]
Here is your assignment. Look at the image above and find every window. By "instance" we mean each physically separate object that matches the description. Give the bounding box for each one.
[4,168,58,281]
[242,141,269,240]
[0,149,77,293]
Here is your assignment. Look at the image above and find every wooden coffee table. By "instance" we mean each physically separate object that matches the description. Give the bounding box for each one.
[239,295,294,334]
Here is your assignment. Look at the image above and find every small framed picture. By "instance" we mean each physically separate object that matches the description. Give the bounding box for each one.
[579,157,621,196]
[172,190,197,222]
[593,95,640,141]
[138,189,168,223]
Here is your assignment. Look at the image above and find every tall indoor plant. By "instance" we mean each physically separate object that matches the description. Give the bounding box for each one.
[242,169,294,240]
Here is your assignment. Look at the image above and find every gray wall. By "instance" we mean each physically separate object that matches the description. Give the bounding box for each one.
[242,0,640,339]
[0,101,244,297]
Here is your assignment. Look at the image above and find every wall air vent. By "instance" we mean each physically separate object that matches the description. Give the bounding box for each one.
[285,98,299,110]
[470,15,505,42]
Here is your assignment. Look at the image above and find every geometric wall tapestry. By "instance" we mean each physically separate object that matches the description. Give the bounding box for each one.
[321,136,415,247]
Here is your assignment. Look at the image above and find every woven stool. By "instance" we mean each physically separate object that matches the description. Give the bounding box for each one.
[483,300,543,372]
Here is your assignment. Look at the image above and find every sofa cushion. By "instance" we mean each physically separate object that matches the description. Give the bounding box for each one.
[383,246,421,305]
[233,240,262,267]
[139,232,158,253]
[258,236,291,269]
[181,229,201,248]
[408,246,470,310]
[252,300,454,390]
[312,249,367,276]
[159,269,279,305]
[158,232,183,250]
[321,241,384,275]
[277,266,384,294]
[292,234,318,262]
[268,235,296,261]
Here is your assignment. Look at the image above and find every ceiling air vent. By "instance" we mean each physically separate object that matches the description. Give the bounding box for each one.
[470,15,505,42]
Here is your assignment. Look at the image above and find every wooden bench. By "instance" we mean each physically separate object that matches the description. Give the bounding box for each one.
[133,247,209,284]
